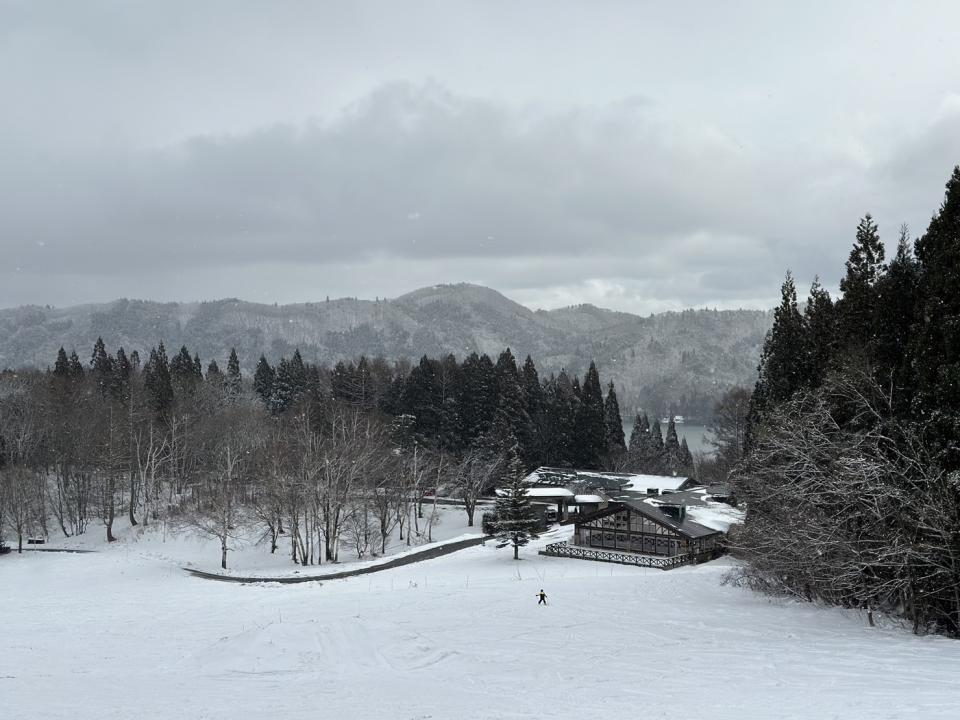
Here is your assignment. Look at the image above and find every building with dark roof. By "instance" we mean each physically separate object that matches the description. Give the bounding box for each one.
[571,491,722,558]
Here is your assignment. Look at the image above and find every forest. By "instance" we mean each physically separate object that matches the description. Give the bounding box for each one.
[0,337,706,567]
[734,166,960,636]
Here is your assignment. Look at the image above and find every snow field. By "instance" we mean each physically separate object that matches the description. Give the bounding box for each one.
[3,526,960,719]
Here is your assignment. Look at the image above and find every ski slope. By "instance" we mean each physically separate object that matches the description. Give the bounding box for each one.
[3,527,960,719]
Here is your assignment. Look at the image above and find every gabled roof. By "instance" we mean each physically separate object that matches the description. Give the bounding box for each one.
[579,492,721,540]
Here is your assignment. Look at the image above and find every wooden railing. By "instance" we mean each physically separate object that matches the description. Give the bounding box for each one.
[538,541,720,570]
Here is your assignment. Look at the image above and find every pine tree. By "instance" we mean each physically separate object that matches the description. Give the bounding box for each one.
[206,359,221,378]
[492,445,539,560]
[603,381,626,459]
[912,166,960,468]
[253,355,275,405]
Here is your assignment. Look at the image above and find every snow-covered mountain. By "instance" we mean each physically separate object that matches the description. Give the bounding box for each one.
[0,283,771,411]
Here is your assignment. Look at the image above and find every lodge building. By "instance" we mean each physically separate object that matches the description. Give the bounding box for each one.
[517,467,728,568]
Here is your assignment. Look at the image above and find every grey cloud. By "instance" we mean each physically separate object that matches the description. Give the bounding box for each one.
[2,3,960,314]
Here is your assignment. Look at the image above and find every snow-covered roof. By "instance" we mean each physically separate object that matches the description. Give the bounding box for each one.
[522,467,690,495]
[618,474,690,493]
[525,487,575,498]
[497,486,575,498]
[573,494,604,504]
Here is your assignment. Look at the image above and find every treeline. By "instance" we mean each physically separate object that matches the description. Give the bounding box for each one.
[0,338,684,566]
[734,166,960,636]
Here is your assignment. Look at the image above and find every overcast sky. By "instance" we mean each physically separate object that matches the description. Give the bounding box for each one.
[2,1,959,314]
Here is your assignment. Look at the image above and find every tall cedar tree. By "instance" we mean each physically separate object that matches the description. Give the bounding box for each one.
[491,349,534,465]
[747,272,807,448]
[575,362,607,468]
[663,417,682,475]
[226,348,242,395]
[543,372,578,467]
[492,445,540,559]
[53,347,70,376]
[648,419,666,473]
[627,412,647,452]
[603,382,626,458]
[804,278,836,389]
[873,227,920,415]
[521,355,546,468]
[143,343,173,417]
[836,214,885,351]
[912,166,960,469]
[253,355,275,404]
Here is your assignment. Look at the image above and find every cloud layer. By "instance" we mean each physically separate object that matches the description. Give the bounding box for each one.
[1,2,959,313]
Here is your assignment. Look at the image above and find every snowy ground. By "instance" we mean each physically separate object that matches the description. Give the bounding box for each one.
[4,528,960,719]
[36,502,488,577]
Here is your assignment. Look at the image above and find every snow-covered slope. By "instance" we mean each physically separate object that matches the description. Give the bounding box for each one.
[3,528,959,719]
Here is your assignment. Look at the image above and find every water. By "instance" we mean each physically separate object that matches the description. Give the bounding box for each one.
[622,420,714,456]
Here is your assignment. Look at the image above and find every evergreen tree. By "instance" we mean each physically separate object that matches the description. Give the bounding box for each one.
[804,277,836,389]
[520,355,546,467]
[90,337,115,395]
[574,361,606,468]
[603,381,626,459]
[143,343,173,417]
[873,226,920,415]
[253,355,275,405]
[67,351,84,378]
[53,347,70,377]
[226,348,242,395]
[543,371,578,467]
[679,437,694,473]
[458,353,497,445]
[206,359,221,378]
[648,419,666,473]
[170,345,199,395]
[912,166,960,468]
[747,272,808,448]
[113,347,132,404]
[491,445,540,560]
[628,412,648,453]
[836,214,885,350]
[663,417,682,474]
[491,349,534,465]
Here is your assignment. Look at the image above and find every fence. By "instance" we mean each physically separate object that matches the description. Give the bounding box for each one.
[538,541,721,570]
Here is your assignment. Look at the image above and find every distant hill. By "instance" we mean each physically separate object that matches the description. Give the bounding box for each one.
[0,283,771,417]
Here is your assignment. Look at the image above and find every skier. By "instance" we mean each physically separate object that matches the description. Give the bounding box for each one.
[537,589,547,605]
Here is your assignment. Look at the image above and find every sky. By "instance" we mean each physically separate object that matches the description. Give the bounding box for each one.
[1,1,959,315]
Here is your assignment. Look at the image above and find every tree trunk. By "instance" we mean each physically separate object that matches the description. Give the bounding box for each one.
[513,541,519,560]
[221,538,228,570]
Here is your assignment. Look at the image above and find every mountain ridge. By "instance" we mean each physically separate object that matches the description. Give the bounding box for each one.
[0,283,771,415]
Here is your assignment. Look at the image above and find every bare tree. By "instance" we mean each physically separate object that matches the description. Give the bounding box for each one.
[453,446,501,527]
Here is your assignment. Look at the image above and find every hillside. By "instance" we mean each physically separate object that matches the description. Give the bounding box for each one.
[3,527,959,720]
[0,284,771,414]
